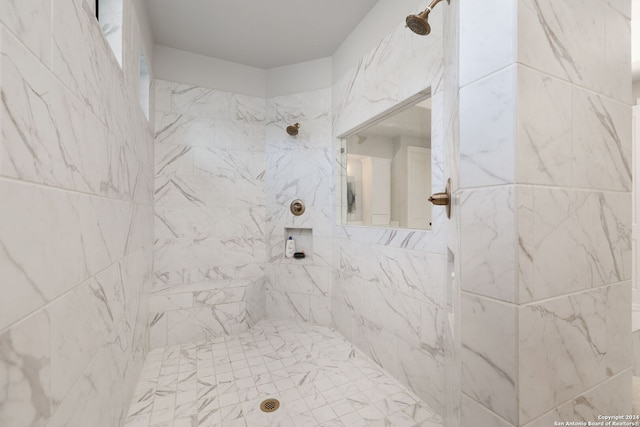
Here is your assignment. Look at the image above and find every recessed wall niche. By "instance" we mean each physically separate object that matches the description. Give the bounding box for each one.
[283,228,313,260]
[95,0,123,67]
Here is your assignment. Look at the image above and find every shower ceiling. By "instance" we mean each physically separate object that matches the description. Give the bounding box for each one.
[145,0,379,69]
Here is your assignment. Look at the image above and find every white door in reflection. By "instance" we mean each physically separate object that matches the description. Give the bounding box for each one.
[407,147,431,229]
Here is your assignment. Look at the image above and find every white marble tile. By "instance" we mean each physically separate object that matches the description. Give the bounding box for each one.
[523,370,631,427]
[0,181,132,331]
[166,305,246,346]
[266,290,309,322]
[460,395,512,427]
[309,295,334,327]
[517,66,573,186]
[395,339,445,415]
[191,236,265,268]
[633,330,640,376]
[265,207,333,243]
[605,282,631,376]
[45,335,126,427]
[365,284,422,348]
[127,206,155,255]
[149,313,168,350]
[335,238,446,307]
[0,0,52,65]
[155,207,264,241]
[246,278,266,328]
[52,0,120,124]
[0,26,119,198]
[515,186,535,305]
[519,288,607,423]
[0,309,51,427]
[266,88,330,122]
[518,0,607,97]
[268,264,331,297]
[1,1,153,427]
[349,316,400,380]
[149,293,194,313]
[95,261,129,345]
[334,223,443,254]
[419,303,447,364]
[572,88,631,191]
[153,261,264,291]
[462,293,517,424]
[193,287,247,307]
[459,65,516,188]
[332,11,443,137]
[459,0,515,86]
[265,147,332,182]
[155,144,193,177]
[155,113,265,151]
[459,186,517,303]
[265,176,334,209]
[171,172,261,209]
[154,80,172,113]
[170,84,265,123]
[604,6,631,103]
[155,237,264,288]
[265,117,332,151]
[50,277,115,405]
[531,188,631,300]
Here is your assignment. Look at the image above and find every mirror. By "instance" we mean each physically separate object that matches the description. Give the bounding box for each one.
[342,95,432,230]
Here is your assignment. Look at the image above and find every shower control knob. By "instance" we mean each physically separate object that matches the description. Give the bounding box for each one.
[428,193,449,205]
[290,199,306,216]
[428,178,451,219]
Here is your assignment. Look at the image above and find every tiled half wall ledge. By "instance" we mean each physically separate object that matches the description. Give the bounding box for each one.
[148,277,266,348]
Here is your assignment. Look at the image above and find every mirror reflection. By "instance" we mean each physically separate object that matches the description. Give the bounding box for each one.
[344,96,432,230]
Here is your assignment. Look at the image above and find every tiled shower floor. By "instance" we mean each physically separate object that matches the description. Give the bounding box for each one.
[124,319,443,427]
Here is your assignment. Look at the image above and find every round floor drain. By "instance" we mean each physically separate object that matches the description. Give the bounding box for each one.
[260,398,280,413]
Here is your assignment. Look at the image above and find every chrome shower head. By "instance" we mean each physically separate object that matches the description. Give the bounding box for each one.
[286,123,300,136]
[406,0,449,36]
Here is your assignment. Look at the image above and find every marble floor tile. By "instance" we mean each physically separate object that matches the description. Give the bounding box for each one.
[124,319,442,427]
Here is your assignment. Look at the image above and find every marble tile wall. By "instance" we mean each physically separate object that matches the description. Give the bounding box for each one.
[456,0,632,425]
[264,88,335,326]
[331,1,453,418]
[0,1,155,426]
[151,80,267,347]
[148,277,265,348]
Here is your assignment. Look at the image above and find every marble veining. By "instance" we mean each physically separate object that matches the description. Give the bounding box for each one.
[330,0,450,418]
[153,81,267,348]
[124,319,442,427]
[0,1,155,426]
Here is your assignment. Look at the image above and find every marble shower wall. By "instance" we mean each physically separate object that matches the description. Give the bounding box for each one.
[331,1,451,416]
[151,80,267,347]
[264,89,335,325]
[0,1,155,427]
[457,0,632,425]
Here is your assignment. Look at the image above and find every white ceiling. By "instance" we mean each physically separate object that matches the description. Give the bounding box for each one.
[145,0,379,69]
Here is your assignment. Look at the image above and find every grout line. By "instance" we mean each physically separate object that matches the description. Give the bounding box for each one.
[461,279,631,308]
[0,174,153,205]
[0,243,151,336]
[455,182,631,195]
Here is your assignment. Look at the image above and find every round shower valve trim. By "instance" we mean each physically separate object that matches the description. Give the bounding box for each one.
[290,199,306,216]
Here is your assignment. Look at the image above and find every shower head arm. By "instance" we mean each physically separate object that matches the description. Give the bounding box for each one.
[426,0,448,14]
